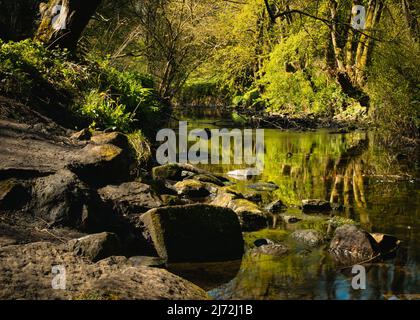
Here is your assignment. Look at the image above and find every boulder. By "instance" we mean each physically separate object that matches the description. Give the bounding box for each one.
[329,225,379,264]
[265,199,286,213]
[370,233,399,254]
[140,204,244,262]
[68,143,132,186]
[30,169,102,229]
[90,132,130,150]
[68,232,122,262]
[291,229,325,247]
[211,192,269,231]
[174,179,211,198]
[98,182,163,215]
[152,164,184,181]
[228,199,269,231]
[0,241,208,300]
[302,199,332,213]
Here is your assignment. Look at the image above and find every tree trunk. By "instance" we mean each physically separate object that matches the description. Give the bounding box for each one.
[35,0,102,51]
[355,0,383,85]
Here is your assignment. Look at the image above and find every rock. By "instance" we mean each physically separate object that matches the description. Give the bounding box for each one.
[181,170,195,179]
[140,204,244,262]
[370,233,399,254]
[30,169,102,229]
[281,215,302,224]
[98,182,163,215]
[70,128,91,141]
[69,143,132,187]
[291,229,325,247]
[227,168,261,180]
[302,199,332,213]
[329,225,379,264]
[228,199,269,231]
[174,180,211,198]
[0,241,208,300]
[192,174,225,187]
[152,163,228,183]
[211,192,269,231]
[82,265,209,300]
[243,192,262,203]
[68,232,122,262]
[152,164,184,181]
[253,238,275,247]
[128,256,166,268]
[265,200,286,213]
[90,132,130,150]
[0,179,30,210]
[246,182,279,191]
[250,243,289,257]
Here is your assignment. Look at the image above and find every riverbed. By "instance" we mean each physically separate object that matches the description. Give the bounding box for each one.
[167,109,419,300]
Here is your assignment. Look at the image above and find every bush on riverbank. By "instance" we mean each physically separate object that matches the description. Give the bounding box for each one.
[0,39,167,135]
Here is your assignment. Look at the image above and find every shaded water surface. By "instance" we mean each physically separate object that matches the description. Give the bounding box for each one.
[167,109,419,300]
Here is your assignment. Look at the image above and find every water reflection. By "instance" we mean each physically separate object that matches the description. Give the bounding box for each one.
[168,112,419,300]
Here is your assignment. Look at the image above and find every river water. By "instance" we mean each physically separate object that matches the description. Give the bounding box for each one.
[167,109,419,300]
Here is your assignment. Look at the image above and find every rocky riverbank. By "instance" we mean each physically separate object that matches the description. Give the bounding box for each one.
[0,96,399,300]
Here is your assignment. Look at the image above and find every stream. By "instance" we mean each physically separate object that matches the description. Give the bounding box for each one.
[166,108,419,300]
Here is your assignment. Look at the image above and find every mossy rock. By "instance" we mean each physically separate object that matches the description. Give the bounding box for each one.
[140,204,244,262]
[152,164,183,181]
[174,179,211,198]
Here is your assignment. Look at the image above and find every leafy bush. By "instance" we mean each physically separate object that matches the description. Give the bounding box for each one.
[0,39,165,135]
[260,32,350,116]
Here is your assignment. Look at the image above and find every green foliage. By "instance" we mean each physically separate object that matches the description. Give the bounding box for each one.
[177,78,228,106]
[0,39,165,134]
[261,31,350,116]
[367,34,420,143]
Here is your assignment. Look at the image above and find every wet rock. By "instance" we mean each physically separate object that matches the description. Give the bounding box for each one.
[0,179,30,210]
[253,238,275,247]
[250,243,289,257]
[68,232,122,262]
[128,256,166,268]
[229,199,269,231]
[246,182,279,192]
[329,225,379,264]
[370,233,400,254]
[0,241,208,300]
[211,192,269,231]
[69,143,132,186]
[174,180,211,198]
[98,182,163,215]
[243,192,263,203]
[192,174,225,187]
[227,168,261,180]
[302,199,332,213]
[181,170,195,179]
[291,229,325,247]
[265,200,286,213]
[140,204,244,262]
[281,215,302,224]
[70,128,91,141]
